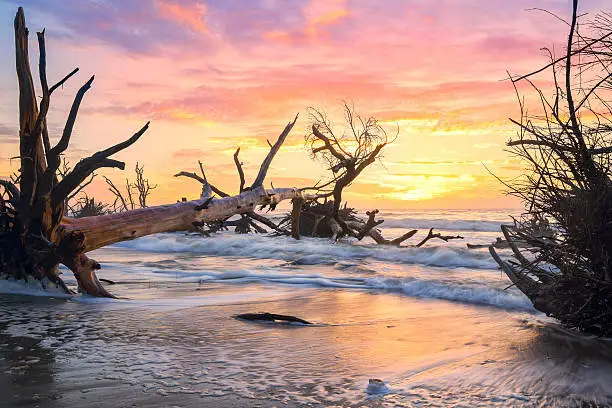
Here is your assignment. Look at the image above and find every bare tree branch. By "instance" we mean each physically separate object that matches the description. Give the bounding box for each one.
[53,122,149,203]
[416,228,464,247]
[234,147,246,192]
[251,114,298,188]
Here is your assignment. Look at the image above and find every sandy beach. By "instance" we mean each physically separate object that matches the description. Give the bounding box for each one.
[2,210,612,407]
[3,285,612,407]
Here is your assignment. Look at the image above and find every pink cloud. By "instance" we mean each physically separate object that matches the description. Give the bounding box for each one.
[264,0,348,44]
[156,0,209,35]
[304,0,348,35]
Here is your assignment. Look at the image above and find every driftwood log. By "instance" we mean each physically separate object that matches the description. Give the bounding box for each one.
[234,313,312,325]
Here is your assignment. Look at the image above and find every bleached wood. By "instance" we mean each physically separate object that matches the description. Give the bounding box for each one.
[62,187,310,252]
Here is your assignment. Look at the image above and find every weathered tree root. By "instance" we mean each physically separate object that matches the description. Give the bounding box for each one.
[62,253,115,298]
[488,2,612,335]
[490,225,612,336]
[285,201,461,248]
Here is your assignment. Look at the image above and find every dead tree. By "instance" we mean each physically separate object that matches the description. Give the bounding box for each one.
[104,162,156,212]
[133,162,156,208]
[294,104,444,245]
[490,1,612,334]
[0,8,311,298]
[305,103,394,234]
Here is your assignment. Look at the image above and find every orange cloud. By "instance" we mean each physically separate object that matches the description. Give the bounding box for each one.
[305,0,348,37]
[265,0,348,44]
[156,0,209,34]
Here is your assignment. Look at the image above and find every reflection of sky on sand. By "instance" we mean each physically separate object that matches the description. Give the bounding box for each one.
[2,286,612,406]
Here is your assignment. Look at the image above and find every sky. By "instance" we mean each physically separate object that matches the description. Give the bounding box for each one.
[0,0,609,209]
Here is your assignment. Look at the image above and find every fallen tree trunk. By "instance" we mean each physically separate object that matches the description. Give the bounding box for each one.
[62,187,308,252]
[56,187,308,297]
[175,139,292,236]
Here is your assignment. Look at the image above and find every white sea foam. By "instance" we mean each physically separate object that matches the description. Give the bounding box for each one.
[121,266,533,311]
[381,217,506,232]
[365,276,532,310]
[0,276,73,298]
[114,233,499,270]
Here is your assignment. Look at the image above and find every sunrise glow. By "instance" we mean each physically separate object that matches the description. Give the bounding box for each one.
[0,0,607,209]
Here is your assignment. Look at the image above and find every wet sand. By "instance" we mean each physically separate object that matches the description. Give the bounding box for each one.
[2,281,612,407]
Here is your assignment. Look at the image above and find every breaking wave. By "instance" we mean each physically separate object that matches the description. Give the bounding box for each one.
[114,233,499,270]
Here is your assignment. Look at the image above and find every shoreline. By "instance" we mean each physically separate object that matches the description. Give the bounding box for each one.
[2,283,611,407]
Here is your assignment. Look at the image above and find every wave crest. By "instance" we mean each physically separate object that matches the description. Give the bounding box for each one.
[114,233,499,270]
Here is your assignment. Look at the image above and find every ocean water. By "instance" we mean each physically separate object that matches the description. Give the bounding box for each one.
[2,209,612,407]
